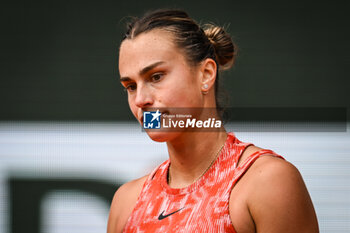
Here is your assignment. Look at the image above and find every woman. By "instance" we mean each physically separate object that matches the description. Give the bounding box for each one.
[108,9,319,233]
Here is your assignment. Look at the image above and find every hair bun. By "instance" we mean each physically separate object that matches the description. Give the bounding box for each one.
[204,24,236,70]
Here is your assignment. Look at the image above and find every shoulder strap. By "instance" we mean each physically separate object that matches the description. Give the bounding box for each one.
[233,149,285,182]
[146,159,169,181]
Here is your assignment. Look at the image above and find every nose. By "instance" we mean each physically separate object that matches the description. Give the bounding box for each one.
[134,84,154,108]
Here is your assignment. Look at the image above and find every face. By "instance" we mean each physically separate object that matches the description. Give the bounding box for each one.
[119,29,208,142]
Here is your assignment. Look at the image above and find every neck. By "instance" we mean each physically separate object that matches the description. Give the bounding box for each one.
[166,130,228,188]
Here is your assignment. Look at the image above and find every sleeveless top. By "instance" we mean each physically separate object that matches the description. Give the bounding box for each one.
[123,132,284,233]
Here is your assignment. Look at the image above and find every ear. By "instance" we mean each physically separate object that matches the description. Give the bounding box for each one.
[200,58,217,94]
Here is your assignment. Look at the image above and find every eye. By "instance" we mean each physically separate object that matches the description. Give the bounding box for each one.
[124,83,136,92]
[151,73,164,82]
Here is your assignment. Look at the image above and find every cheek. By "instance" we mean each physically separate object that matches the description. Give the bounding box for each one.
[162,75,201,106]
[159,85,202,107]
[128,96,138,117]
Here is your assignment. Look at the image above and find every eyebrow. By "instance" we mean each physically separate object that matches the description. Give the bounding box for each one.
[120,61,165,82]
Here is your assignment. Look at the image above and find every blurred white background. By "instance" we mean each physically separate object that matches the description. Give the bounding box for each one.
[0,122,349,233]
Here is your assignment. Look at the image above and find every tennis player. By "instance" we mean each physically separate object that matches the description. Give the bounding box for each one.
[108,9,319,233]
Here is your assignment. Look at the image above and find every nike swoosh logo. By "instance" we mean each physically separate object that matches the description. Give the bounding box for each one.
[158,207,184,220]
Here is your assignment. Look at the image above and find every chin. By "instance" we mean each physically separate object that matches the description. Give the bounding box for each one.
[145,130,181,143]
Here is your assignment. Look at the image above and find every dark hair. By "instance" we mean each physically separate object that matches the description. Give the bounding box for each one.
[121,9,236,120]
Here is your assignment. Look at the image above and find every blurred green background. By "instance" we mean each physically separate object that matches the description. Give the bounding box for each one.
[1,0,349,121]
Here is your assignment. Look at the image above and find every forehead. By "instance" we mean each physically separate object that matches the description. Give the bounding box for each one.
[119,30,186,76]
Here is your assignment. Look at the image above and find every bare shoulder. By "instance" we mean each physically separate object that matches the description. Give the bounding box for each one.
[107,174,148,233]
[236,146,305,187]
[248,156,318,232]
[230,147,319,233]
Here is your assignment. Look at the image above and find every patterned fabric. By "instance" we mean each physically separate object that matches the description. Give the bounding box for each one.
[123,132,284,233]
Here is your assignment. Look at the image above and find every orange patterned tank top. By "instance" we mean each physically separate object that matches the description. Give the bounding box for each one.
[123,132,284,232]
